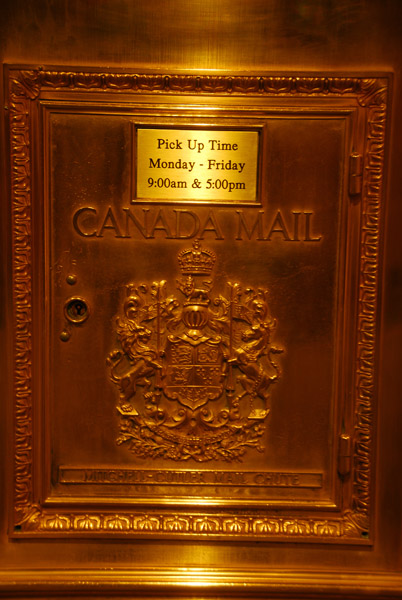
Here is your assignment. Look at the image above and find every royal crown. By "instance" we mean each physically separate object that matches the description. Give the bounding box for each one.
[177,240,216,275]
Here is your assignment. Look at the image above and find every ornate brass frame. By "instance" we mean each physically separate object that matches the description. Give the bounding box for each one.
[7,67,388,541]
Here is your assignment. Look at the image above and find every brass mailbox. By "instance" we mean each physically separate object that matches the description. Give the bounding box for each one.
[7,68,388,544]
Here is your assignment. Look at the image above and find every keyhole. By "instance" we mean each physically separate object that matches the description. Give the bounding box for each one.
[64,297,89,323]
[73,302,84,316]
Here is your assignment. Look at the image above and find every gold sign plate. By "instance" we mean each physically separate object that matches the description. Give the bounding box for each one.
[6,68,388,543]
[135,127,259,202]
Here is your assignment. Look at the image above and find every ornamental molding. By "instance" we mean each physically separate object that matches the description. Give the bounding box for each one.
[9,69,388,104]
[8,68,388,540]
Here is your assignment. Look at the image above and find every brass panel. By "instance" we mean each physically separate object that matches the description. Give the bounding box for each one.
[1,2,402,598]
[6,68,388,549]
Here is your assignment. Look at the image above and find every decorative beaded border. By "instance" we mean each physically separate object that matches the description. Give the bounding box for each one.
[8,69,388,539]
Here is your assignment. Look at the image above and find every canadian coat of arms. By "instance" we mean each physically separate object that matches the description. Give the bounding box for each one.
[107,241,283,462]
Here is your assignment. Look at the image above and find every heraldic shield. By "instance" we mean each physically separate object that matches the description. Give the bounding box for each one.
[107,241,283,462]
[164,337,225,411]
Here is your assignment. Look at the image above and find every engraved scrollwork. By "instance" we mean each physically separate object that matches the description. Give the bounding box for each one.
[350,91,387,532]
[15,505,41,531]
[34,510,369,538]
[357,78,388,107]
[8,69,387,106]
[10,70,41,99]
[9,80,34,526]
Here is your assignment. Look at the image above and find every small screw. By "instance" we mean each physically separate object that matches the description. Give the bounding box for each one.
[66,274,77,285]
[60,330,71,342]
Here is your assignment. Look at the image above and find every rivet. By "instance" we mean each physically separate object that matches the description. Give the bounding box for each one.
[66,274,77,285]
[60,330,71,342]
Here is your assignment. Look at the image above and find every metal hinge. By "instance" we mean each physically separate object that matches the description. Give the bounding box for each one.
[349,152,363,197]
[337,434,351,478]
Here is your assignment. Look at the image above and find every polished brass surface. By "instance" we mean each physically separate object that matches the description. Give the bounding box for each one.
[1,2,402,599]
